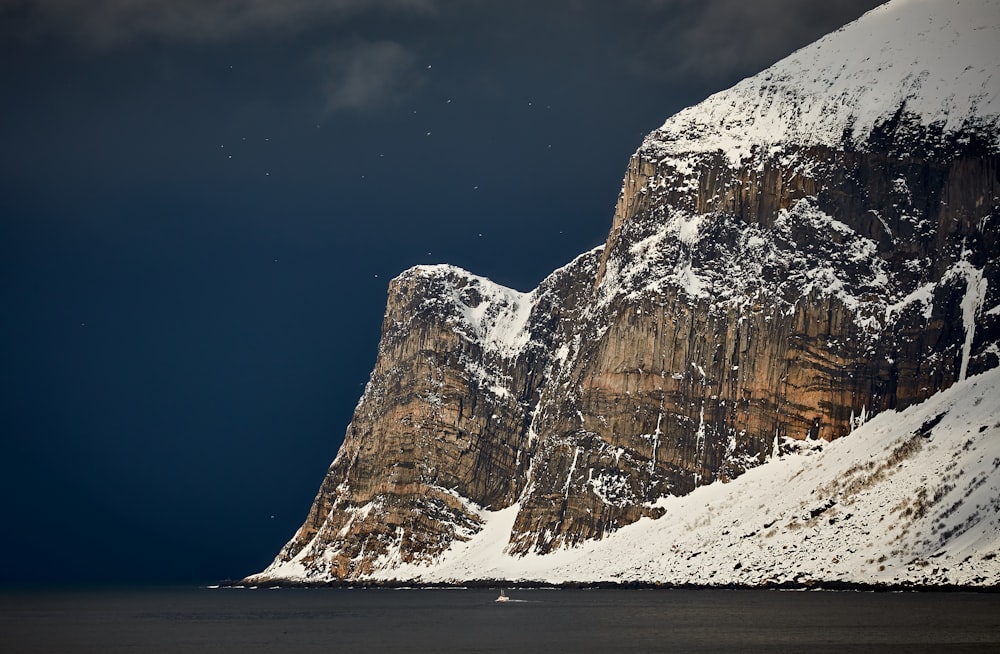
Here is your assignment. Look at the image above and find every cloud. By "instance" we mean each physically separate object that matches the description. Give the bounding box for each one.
[0,0,437,47]
[680,1,883,76]
[623,0,884,83]
[318,40,421,113]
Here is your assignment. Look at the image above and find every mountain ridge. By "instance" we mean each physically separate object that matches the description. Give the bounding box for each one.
[247,0,1000,585]
[644,0,1000,167]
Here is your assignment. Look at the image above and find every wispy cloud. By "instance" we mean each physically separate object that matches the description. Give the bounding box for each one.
[317,40,421,113]
[0,0,437,47]
[623,0,883,82]
[679,1,882,77]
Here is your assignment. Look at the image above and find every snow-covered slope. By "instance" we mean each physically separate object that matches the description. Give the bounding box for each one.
[644,0,1000,167]
[374,367,1000,587]
[403,265,535,359]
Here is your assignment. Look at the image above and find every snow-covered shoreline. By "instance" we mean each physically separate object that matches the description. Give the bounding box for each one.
[254,366,1000,588]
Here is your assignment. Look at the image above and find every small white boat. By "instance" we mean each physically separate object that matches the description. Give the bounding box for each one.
[495,589,510,603]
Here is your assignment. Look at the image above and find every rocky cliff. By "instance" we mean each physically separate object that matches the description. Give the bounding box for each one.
[248,0,1000,584]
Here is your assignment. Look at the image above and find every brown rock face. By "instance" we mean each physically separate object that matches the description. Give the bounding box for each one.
[254,255,603,579]
[250,114,998,580]
[249,25,1000,580]
[508,126,999,554]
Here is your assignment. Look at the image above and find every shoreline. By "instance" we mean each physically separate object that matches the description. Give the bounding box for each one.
[218,578,1000,593]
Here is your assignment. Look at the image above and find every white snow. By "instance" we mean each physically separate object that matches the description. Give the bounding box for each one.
[645,0,1000,167]
[410,264,535,359]
[953,260,989,381]
[884,281,936,323]
[365,367,1000,587]
[600,196,896,334]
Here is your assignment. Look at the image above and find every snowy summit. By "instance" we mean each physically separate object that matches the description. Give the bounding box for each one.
[644,0,1000,167]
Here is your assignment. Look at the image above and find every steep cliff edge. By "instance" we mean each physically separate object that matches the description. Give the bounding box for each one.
[248,0,1000,584]
[253,253,603,580]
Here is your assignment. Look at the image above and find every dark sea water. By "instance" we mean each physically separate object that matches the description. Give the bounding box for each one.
[2,587,998,653]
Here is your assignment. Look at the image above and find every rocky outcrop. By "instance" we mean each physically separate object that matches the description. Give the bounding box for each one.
[254,253,603,579]
[507,131,998,554]
[248,0,1000,583]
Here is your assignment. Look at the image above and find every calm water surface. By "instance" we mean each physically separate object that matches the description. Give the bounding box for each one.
[2,587,998,653]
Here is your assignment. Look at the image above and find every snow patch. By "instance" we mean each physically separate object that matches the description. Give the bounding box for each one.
[410,264,535,359]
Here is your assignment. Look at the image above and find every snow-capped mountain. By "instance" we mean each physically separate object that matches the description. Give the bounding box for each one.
[247,0,1000,586]
[644,0,999,167]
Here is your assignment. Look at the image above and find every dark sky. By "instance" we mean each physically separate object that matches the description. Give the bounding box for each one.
[0,0,883,586]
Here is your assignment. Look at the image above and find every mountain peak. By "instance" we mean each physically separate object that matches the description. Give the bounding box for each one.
[645,0,1000,167]
[393,264,535,359]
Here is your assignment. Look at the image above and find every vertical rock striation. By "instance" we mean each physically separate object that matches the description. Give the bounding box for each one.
[253,254,603,579]
[249,0,1000,582]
